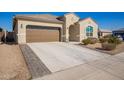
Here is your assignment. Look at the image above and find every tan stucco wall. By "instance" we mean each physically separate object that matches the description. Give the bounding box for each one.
[14,19,63,44]
[78,18,98,41]
[63,13,79,42]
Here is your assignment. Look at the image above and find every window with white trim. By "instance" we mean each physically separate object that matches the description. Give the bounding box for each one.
[86,26,93,37]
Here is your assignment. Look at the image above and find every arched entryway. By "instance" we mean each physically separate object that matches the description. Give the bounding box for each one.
[69,24,79,41]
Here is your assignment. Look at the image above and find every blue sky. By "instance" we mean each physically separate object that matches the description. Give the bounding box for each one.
[0,12,124,31]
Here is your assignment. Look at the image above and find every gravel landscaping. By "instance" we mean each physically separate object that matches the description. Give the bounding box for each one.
[80,42,124,55]
[0,44,31,80]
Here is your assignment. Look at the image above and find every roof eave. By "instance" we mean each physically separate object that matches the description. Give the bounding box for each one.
[15,16,64,24]
[79,17,98,25]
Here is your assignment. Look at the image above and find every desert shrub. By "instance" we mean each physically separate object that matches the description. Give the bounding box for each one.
[99,35,122,45]
[88,37,98,44]
[99,38,107,43]
[102,42,116,51]
[99,35,113,43]
[108,36,122,45]
[82,38,91,45]
[82,37,98,45]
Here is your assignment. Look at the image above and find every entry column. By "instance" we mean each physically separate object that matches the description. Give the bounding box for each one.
[65,26,69,42]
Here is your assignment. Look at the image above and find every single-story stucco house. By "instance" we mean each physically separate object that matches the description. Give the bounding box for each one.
[98,29,112,38]
[0,28,3,42]
[0,28,5,43]
[0,28,15,43]
[13,13,99,44]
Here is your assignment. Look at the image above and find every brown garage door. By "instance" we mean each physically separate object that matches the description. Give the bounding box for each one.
[26,25,60,42]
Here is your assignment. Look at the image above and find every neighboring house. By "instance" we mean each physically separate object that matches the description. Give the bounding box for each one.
[113,28,124,40]
[0,28,2,32]
[0,28,2,42]
[6,32,15,42]
[0,28,4,42]
[98,29,112,38]
[13,13,99,44]
[0,28,14,43]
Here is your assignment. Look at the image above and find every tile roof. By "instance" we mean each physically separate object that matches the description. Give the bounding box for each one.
[78,17,98,25]
[14,14,63,24]
[100,29,112,33]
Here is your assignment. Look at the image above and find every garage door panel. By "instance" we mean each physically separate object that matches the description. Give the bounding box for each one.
[26,28,60,42]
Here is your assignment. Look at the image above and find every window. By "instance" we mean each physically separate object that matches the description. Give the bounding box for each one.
[86,26,93,37]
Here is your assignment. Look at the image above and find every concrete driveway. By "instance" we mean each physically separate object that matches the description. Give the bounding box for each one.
[37,52,124,80]
[28,42,110,73]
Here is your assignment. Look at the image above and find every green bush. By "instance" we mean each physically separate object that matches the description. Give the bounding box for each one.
[102,42,116,51]
[82,38,91,45]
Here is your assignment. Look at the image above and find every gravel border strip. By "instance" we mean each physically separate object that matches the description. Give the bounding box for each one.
[77,44,113,55]
[20,44,51,79]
